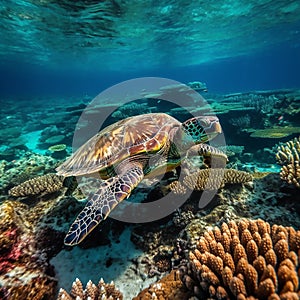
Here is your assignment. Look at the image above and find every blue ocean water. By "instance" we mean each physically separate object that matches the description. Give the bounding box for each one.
[1,1,300,299]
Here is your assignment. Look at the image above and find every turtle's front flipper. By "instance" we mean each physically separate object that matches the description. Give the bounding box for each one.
[64,162,144,246]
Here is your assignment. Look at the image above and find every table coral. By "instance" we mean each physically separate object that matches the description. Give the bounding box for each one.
[276,136,300,188]
[180,219,300,299]
[250,127,300,139]
[57,277,123,300]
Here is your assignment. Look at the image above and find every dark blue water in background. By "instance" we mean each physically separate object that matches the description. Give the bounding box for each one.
[0,1,300,98]
[1,41,300,98]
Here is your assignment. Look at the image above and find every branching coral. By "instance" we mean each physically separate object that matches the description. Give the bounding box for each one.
[276,136,300,188]
[170,169,253,194]
[57,277,123,300]
[180,219,300,299]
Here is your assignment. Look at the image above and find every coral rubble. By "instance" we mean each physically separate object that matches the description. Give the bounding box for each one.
[180,219,300,299]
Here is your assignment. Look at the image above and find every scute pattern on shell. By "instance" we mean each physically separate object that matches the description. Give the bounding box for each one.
[56,113,180,176]
[180,219,300,299]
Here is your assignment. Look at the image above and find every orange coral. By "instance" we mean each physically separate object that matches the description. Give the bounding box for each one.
[180,219,300,299]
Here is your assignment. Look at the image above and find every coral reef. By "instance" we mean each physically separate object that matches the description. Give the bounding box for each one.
[169,168,253,194]
[229,114,251,129]
[0,201,57,299]
[133,270,191,300]
[48,144,68,159]
[276,136,300,188]
[0,152,58,201]
[187,81,208,92]
[250,127,300,139]
[180,219,300,299]
[57,277,123,300]
[9,173,65,197]
[111,102,154,120]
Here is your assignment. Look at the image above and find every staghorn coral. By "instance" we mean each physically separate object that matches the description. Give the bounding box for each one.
[276,136,300,188]
[170,168,253,194]
[180,219,300,299]
[57,277,123,300]
[9,173,65,197]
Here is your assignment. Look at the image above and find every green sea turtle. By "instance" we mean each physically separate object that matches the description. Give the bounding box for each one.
[56,113,224,245]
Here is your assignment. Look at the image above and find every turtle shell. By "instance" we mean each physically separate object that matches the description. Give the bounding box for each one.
[56,113,181,176]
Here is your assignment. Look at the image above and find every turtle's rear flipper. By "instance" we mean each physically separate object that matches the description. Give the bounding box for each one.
[64,163,144,246]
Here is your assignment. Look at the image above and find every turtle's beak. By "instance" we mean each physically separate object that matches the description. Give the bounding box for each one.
[213,120,222,134]
[205,116,222,135]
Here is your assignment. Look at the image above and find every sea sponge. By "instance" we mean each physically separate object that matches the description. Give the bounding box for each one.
[170,168,253,194]
[180,219,300,299]
[57,277,123,300]
[9,173,64,197]
[276,136,300,188]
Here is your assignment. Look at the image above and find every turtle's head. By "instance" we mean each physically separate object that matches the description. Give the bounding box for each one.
[182,115,222,144]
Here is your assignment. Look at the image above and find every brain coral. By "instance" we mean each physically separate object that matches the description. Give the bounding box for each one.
[180,219,300,299]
